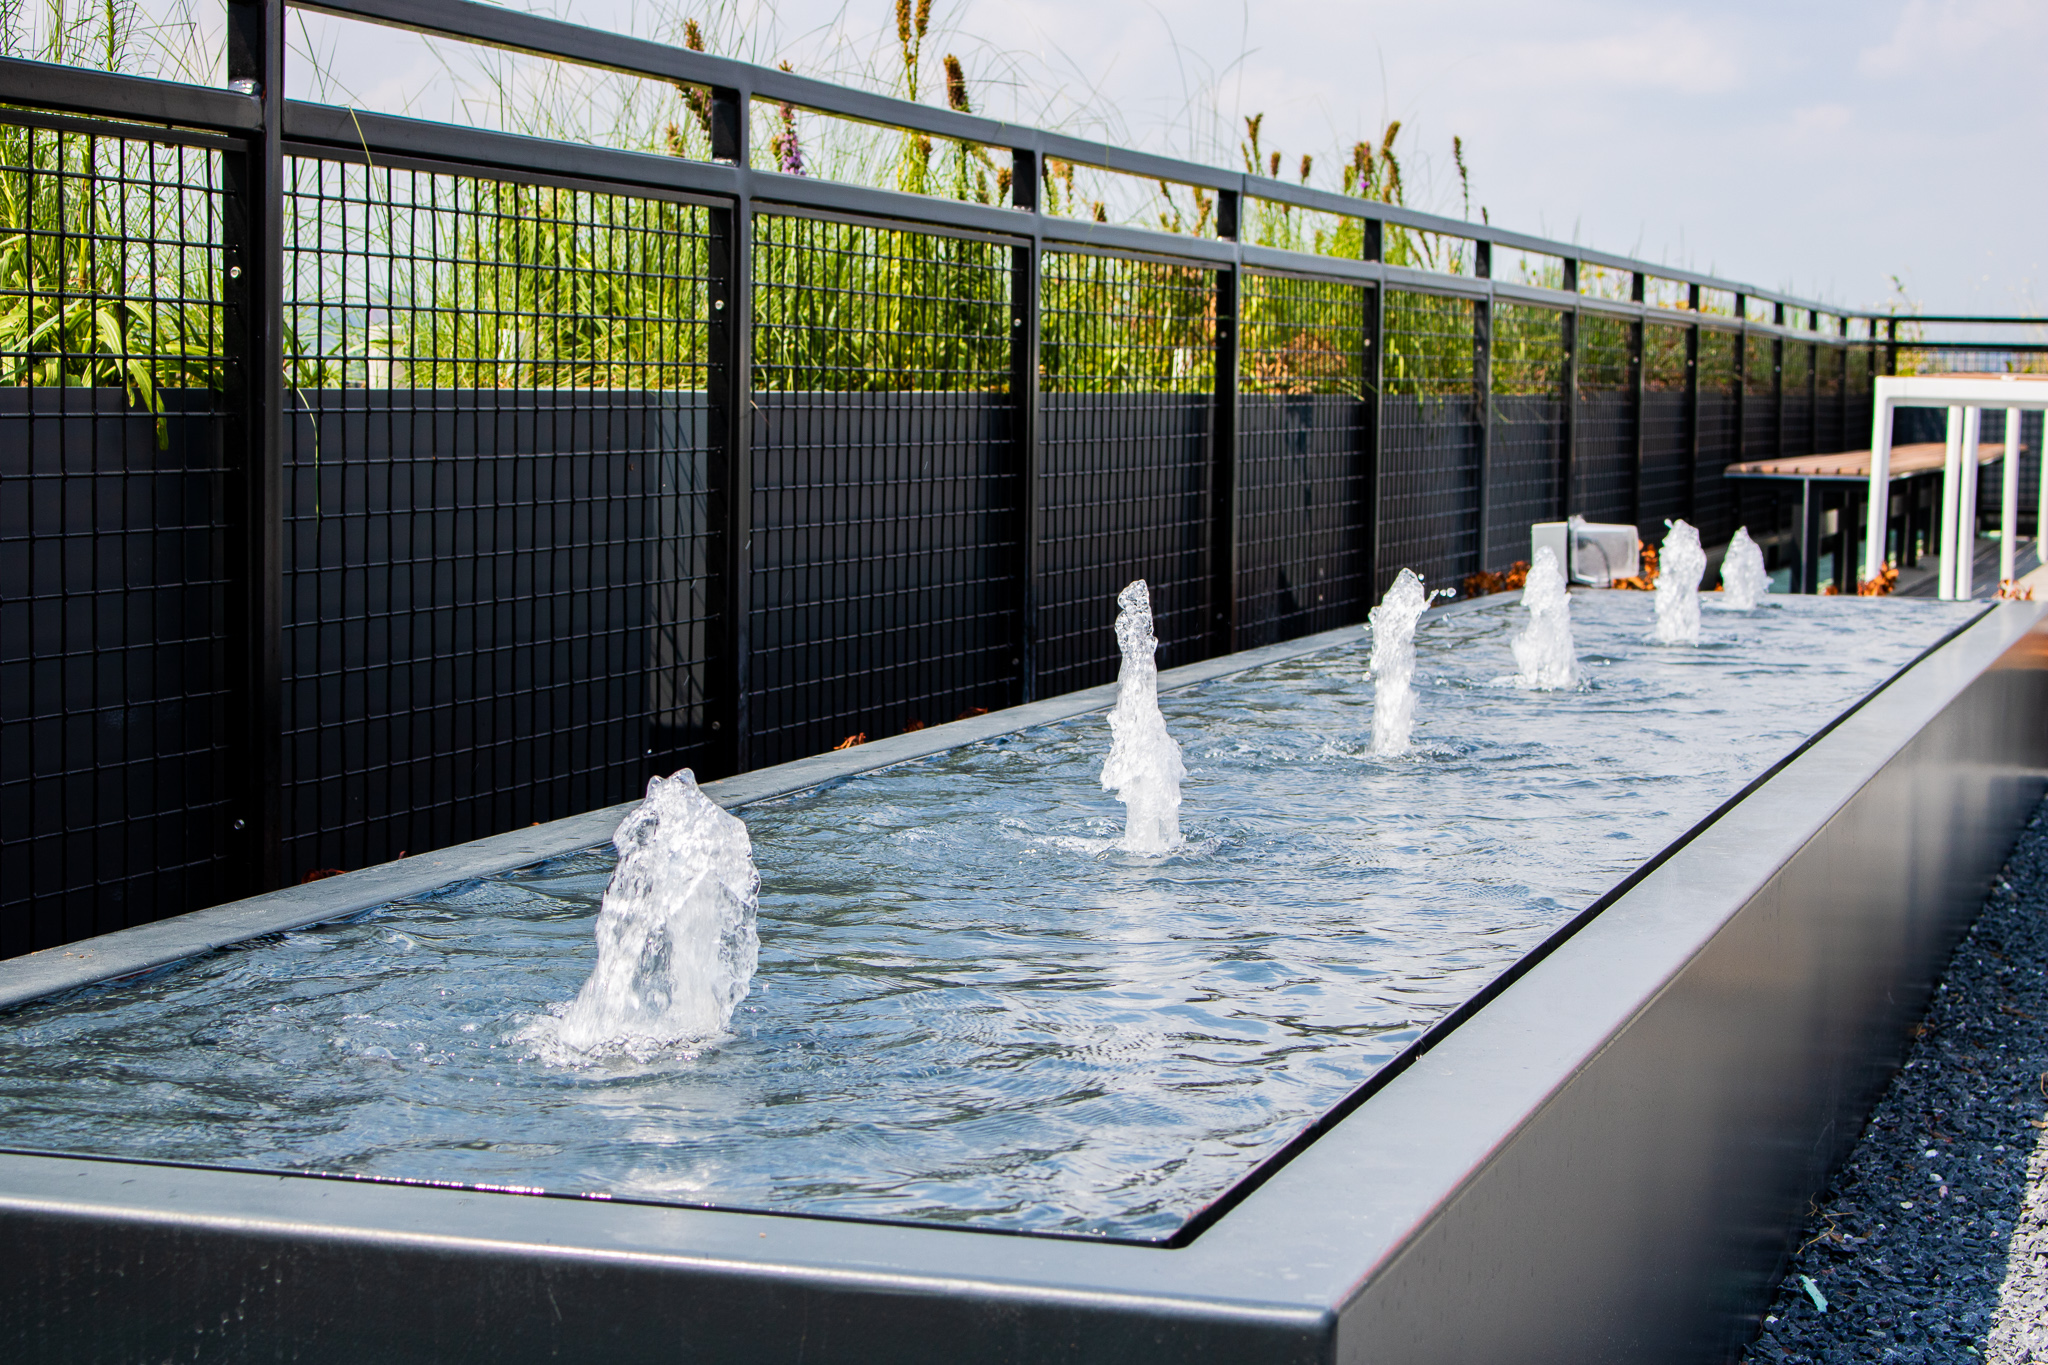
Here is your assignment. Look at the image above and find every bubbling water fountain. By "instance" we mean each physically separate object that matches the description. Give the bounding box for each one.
[1368,568,1436,756]
[1654,519,1707,645]
[543,770,760,1056]
[1101,580,1186,853]
[1511,547,1577,689]
[1719,526,1770,610]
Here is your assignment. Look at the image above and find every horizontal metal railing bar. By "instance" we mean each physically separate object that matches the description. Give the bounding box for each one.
[0,54,259,133]
[1038,236,1231,275]
[751,199,1026,251]
[1903,315,2048,326]
[746,171,1035,240]
[0,102,241,152]
[1380,262,1490,301]
[1237,243,1371,284]
[1491,277,1596,312]
[278,138,727,211]
[1038,217,1236,265]
[289,0,1860,322]
[283,100,737,199]
[1897,340,2048,352]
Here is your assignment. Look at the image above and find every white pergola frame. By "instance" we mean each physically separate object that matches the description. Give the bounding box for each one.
[1864,375,2048,599]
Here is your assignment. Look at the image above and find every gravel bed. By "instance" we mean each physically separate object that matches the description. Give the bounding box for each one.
[1743,798,2048,1364]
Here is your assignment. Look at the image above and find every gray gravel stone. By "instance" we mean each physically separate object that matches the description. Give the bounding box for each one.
[1742,798,2048,1363]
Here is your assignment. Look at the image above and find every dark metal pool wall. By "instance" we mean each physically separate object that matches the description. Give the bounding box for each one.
[1328,601,2048,1360]
[0,0,2011,954]
[1,600,2042,1364]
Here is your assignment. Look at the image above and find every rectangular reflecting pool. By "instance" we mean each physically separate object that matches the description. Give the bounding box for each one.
[0,593,1984,1241]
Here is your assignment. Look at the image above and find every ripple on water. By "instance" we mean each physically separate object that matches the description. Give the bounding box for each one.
[0,593,1983,1239]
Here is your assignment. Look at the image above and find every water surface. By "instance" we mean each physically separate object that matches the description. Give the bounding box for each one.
[0,593,1982,1239]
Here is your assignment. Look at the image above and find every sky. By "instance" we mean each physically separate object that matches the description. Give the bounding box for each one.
[97,0,2048,316]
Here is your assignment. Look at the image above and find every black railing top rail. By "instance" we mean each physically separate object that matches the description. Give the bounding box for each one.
[0,3,1897,335]
[1898,315,2048,326]
[1898,342,2048,353]
[0,55,1864,349]
[290,0,1861,323]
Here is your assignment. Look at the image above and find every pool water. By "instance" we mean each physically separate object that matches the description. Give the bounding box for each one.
[0,593,1982,1240]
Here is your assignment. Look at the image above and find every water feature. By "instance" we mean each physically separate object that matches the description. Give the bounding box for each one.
[1719,527,1770,610]
[0,594,1983,1240]
[525,770,760,1061]
[1654,519,1707,644]
[1367,568,1433,756]
[1510,547,1577,690]
[1100,580,1186,853]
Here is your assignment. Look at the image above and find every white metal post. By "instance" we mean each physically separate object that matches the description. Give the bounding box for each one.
[1956,406,1983,600]
[1939,406,1964,599]
[1864,383,1893,582]
[2002,407,2020,584]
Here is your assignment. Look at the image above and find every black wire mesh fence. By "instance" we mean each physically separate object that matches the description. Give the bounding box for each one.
[278,156,714,877]
[1487,302,1564,568]
[1696,329,1742,542]
[1574,312,1635,527]
[1641,322,1690,537]
[1378,290,1479,592]
[1815,341,1846,457]
[748,213,1017,766]
[1,16,1948,952]
[0,118,231,959]
[1782,339,1813,459]
[1035,250,1215,695]
[1743,332,1778,475]
[1236,272,1371,646]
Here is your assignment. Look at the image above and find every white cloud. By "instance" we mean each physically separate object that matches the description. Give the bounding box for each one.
[1785,101,1853,144]
[1500,16,1744,96]
[1857,0,2048,78]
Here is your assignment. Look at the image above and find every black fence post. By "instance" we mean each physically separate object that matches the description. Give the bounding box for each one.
[1885,316,1898,377]
[1210,190,1241,656]
[1734,293,1748,465]
[1560,257,1579,520]
[1838,316,1851,454]
[1773,301,1787,458]
[1806,316,1819,455]
[222,0,284,894]
[706,86,752,775]
[1685,284,1701,522]
[1010,149,1043,702]
[1629,272,1647,526]
[1474,240,1493,574]
[1362,218,1385,597]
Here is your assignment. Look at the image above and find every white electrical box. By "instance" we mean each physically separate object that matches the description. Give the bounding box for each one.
[1530,517,1640,585]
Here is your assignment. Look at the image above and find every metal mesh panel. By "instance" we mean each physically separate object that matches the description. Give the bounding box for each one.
[1487,302,1563,568]
[1378,290,1477,592]
[1782,340,1814,457]
[1897,347,2048,376]
[0,120,231,956]
[1641,323,1690,530]
[280,157,712,879]
[1814,343,1847,455]
[1743,332,1778,463]
[1974,409,2042,540]
[1848,344,1876,450]
[1036,251,1214,695]
[1236,273,1369,645]
[748,214,1017,765]
[1695,330,1741,541]
[1575,312,1634,525]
